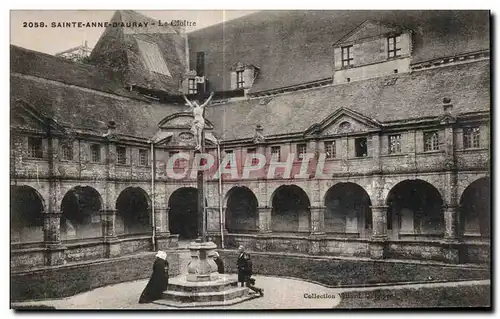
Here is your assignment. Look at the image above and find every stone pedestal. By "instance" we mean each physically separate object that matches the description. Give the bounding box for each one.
[159,239,259,307]
[310,206,325,235]
[186,240,219,282]
[257,207,272,233]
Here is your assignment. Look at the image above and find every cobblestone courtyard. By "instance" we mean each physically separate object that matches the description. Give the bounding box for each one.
[11,275,489,310]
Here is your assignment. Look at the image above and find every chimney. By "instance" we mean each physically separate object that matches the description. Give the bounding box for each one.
[107,120,116,135]
[443,98,453,114]
[256,124,263,135]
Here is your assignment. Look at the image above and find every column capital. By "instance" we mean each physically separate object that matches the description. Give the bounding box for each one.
[442,204,459,211]
[99,209,117,216]
[370,205,389,210]
[45,212,63,218]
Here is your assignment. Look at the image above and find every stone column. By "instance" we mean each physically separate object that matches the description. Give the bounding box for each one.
[442,204,460,263]
[370,205,388,259]
[43,212,65,266]
[257,207,272,233]
[101,209,120,258]
[155,207,174,249]
[310,206,325,235]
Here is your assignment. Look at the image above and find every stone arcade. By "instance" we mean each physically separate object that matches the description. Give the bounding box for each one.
[10,10,490,301]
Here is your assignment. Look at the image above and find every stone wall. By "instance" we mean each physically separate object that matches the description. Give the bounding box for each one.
[218,250,490,287]
[11,251,180,301]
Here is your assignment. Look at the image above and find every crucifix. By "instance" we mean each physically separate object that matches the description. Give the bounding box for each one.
[183,92,214,242]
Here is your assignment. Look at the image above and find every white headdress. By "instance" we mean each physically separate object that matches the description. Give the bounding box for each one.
[155,250,167,260]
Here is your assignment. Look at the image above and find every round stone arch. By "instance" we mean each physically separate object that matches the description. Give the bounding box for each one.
[60,185,104,240]
[323,182,373,237]
[459,176,490,237]
[381,176,445,207]
[11,185,47,243]
[457,173,489,203]
[224,186,259,233]
[385,179,444,238]
[269,184,311,233]
[115,186,152,236]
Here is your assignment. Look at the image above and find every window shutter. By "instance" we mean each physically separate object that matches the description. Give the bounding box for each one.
[366,137,373,157]
[230,71,237,90]
[181,78,189,95]
[243,68,254,89]
[334,47,342,70]
[438,129,445,150]
[348,138,355,158]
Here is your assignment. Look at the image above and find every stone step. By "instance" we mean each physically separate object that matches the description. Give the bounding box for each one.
[154,291,260,308]
[168,279,239,293]
[162,286,249,303]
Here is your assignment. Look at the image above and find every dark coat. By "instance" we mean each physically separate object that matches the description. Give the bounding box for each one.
[214,257,224,274]
[236,252,252,283]
[139,258,169,303]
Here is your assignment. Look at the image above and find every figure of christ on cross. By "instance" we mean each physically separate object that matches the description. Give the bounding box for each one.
[183,92,215,151]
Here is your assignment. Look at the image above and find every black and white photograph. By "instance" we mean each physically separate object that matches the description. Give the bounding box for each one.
[8,8,491,310]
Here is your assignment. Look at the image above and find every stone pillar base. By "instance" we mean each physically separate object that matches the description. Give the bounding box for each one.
[45,244,66,266]
[186,240,219,282]
[443,241,461,264]
[156,232,178,250]
[104,239,121,258]
[369,240,387,259]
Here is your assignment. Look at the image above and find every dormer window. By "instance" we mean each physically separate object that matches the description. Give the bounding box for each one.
[188,78,197,94]
[236,70,244,89]
[341,45,354,67]
[231,62,259,91]
[388,35,402,58]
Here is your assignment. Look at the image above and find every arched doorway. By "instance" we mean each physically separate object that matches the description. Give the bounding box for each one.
[460,177,490,237]
[168,187,199,240]
[10,185,44,243]
[225,186,258,233]
[271,185,310,233]
[116,187,151,235]
[386,180,444,239]
[61,186,103,240]
[324,183,372,237]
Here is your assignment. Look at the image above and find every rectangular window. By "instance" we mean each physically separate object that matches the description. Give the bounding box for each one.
[117,146,127,164]
[271,146,281,161]
[188,78,197,94]
[463,127,480,149]
[90,144,100,163]
[297,144,307,161]
[196,52,205,76]
[341,45,354,67]
[28,137,43,159]
[388,134,402,154]
[324,141,336,159]
[225,149,234,168]
[62,143,73,161]
[247,148,258,166]
[424,131,439,152]
[139,149,148,166]
[388,35,402,58]
[236,70,245,89]
[355,138,368,157]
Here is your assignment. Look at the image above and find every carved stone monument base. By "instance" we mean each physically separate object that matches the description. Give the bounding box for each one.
[158,239,259,307]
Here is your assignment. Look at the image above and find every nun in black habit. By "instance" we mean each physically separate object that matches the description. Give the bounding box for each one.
[139,250,169,304]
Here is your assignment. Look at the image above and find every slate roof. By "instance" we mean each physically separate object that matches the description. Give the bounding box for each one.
[10,46,185,139]
[188,10,490,94]
[89,10,188,94]
[204,60,490,141]
[10,45,132,97]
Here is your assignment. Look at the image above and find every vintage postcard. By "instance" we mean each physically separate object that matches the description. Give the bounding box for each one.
[9,9,491,310]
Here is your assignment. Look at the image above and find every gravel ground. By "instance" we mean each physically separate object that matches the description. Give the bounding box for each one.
[11,276,488,310]
[11,275,342,310]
